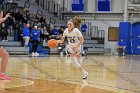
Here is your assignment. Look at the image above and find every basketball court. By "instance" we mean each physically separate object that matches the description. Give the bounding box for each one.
[0,0,140,93]
[0,55,139,93]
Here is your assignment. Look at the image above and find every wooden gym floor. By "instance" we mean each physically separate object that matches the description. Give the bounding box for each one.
[0,55,140,93]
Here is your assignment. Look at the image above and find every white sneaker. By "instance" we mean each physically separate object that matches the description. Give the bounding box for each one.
[35,52,39,56]
[83,72,88,79]
[32,52,35,56]
[2,40,5,41]
[123,53,125,56]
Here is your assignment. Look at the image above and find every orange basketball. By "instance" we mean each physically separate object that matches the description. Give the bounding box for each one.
[48,39,58,48]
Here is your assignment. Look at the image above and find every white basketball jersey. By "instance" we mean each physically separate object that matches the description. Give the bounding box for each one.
[63,28,83,47]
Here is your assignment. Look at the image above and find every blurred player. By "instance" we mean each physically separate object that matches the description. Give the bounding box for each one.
[0,10,11,80]
[57,19,88,79]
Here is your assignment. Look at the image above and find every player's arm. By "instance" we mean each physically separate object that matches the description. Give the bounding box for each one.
[0,11,11,24]
[57,31,66,44]
[75,29,84,49]
[76,35,84,49]
[57,34,65,44]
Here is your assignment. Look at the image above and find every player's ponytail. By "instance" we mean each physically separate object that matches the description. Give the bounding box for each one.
[73,16,82,29]
[68,16,83,29]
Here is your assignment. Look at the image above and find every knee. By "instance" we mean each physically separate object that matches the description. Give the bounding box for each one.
[71,57,81,68]
[71,57,77,62]
[72,61,81,69]
[3,51,9,58]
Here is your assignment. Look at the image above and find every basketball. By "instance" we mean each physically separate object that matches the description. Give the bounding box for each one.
[48,39,58,48]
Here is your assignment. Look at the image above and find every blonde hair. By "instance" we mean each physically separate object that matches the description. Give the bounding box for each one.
[68,16,83,29]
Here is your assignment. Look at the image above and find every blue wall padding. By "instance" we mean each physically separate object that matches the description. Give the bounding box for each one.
[72,0,84,11]
[131,22,140,54]
[28,42,49,54]
[72,4,84,11]
[98,0,110,11]
[119,22,131,54]
[37,45,43,53]
[39,50,49,55]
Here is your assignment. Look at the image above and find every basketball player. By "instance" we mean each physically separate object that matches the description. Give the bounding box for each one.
[57,19,88,79]
[0,10,11,80]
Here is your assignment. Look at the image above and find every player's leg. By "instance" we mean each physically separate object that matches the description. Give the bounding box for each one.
[76,46,88,79]
[0,47,11,80]
[68,46,88,79]
[76,54,88,79]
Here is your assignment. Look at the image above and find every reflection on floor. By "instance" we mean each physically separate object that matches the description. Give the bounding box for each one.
[0,55,139,93]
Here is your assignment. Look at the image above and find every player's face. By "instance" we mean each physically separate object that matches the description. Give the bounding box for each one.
[67,21,74,31]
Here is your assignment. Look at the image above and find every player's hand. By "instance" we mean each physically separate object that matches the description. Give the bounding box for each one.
[57,40,62,44]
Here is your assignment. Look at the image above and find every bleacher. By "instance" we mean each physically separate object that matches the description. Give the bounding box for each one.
[83,36,110,54]
[0,37,29,55]
[0,1,111,55]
